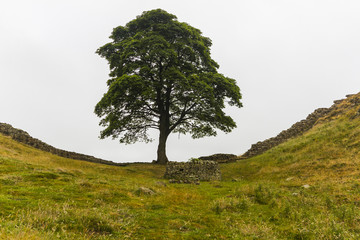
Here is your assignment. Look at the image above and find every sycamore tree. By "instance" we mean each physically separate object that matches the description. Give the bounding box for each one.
[95,9,242,164]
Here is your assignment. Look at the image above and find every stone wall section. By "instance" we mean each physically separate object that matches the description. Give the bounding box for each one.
[164,161,221,183]
[0,123,126,166]
[198,153,238,163]
[242,94,359,158]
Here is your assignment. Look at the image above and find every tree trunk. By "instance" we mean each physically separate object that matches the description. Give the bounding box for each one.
[156,129,168,164]
[156,86,171,164]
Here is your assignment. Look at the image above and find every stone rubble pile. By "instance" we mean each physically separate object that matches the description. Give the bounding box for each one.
[164,161,221,183]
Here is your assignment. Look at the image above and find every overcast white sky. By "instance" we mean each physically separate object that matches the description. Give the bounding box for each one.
[1,0,359,162]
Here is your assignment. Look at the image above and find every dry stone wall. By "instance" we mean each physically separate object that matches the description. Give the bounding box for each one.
[198,153,238,163]
[0,123,126,166]
[242,96,352,158]
[164,161,221,183]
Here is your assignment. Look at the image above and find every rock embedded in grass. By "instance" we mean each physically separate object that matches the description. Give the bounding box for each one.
[135,187,156,196]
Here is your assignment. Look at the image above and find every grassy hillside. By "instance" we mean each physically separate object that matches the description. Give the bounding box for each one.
[1,94,360,239]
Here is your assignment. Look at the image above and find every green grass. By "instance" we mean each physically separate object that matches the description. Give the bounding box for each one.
[1,95,360,239]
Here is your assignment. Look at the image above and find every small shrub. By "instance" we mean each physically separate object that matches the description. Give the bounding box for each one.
[212,197,251,215]
[78,180,93,188]
[81,216,114,234]
[236,199,250,212]
[292,229,313,240]
[280,204,293,219]
[254,185,273,205]
[325,196,334,210]
[25,172,59,181]
[212,198,228,215]
[147,204,165,210]
[188,158,202,163]
[0,179,16,185]
[55,215,114,235]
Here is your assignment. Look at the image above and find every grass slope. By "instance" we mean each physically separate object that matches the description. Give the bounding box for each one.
[1,94,360,239]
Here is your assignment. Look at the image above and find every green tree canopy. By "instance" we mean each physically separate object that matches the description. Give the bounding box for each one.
[95,9,242,164]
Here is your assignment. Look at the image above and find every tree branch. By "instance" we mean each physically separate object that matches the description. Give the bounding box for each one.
[168,102,198,133]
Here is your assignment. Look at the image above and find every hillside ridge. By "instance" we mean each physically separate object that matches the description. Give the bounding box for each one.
[0,122,127,166]
[1,95,360,239]
[242,93,360,158]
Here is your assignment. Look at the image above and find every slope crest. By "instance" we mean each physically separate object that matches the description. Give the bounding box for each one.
[243,92,360,158]
[0,123,126,166]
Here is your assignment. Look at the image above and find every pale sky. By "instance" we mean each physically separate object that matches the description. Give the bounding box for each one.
[1,0,359,162]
